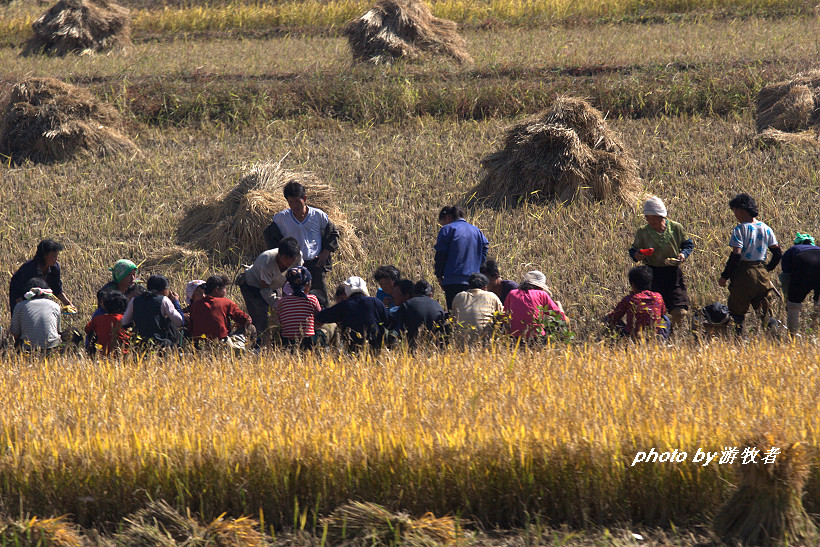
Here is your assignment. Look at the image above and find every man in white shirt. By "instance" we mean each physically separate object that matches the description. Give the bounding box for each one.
[238,237,302,346]
[263,181,339,307]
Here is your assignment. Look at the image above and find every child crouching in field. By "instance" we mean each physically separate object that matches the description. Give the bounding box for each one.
[605,266,669,340]
[85,290,130,355]
[275,267,322,350]
[189,275,251,346]
[718,193,781,334]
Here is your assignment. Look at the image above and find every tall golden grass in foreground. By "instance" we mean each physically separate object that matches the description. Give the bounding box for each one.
[0,341,818,529]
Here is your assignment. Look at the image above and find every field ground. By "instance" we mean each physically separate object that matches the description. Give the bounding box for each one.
[1,3,820,542]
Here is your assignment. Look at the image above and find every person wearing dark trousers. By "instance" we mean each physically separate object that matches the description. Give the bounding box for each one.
[780,233,820,334]
[434,205,489,311]
[263,181,339,308]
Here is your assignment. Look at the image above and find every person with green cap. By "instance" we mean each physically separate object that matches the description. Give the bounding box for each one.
[780,232,820,334]
[102,259,138,295]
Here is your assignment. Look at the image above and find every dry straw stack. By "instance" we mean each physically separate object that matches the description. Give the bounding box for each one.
[756,71,820,147]
[23,0,131,56]
[469,97,642,207]
[0,77,138,165]
[344,0,472,65]
[712,433,818,546]
[321,501,461,544]
[172,162,365,264]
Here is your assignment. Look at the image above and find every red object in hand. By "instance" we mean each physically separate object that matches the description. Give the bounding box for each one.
[638,248,655,256]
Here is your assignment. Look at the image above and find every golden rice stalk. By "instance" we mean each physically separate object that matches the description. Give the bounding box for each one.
[0,77,138,165]
[343,0,472,65]
[321,501,460,544]
[712,433,818,546]
[177,161,366,264]
[23,0,131,57]
[469,97,642,207]
[141,245,210,269]
[0,516,83,547]
[203,514,266,547]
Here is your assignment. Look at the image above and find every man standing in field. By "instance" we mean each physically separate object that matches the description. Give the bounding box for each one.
[718,193,781,334]
[264,181,339,308]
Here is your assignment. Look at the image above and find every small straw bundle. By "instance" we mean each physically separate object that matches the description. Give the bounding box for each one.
[0,77,138,165]
[0,516,83,547]
[141,245,209,270]
[469,97,642,207]
[756,71,820,146]
[23,0,131,56]
[118,499,265,547]
[177,162,366,264]
[343,0,472,65]
[321,501,461,544]
[712,433,818,546]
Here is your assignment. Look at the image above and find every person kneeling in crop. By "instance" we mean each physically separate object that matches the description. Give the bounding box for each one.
[605,266,670,340]
[122,274,185,348]
[189,275,252,347]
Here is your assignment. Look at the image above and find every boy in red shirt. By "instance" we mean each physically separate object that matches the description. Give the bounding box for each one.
[605,266,669,339]
[189,275,251,342]
[85,290,130,355]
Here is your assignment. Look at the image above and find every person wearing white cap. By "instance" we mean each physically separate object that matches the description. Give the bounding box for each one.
[316,276,388,351]
[629,196,694,331]
[503,271,567,339]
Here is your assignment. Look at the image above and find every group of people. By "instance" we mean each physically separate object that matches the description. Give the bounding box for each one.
[606,193,820,339]
[5,184,820,354]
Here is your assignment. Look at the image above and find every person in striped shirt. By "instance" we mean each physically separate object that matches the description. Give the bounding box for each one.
[275,266,322,350]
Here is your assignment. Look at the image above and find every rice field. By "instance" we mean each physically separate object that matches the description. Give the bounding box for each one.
[2,342,819,533]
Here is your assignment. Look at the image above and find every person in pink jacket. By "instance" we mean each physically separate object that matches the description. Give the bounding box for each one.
[503,271,566,338]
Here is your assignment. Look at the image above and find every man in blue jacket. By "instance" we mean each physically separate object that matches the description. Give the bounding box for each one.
[434,205,489,310]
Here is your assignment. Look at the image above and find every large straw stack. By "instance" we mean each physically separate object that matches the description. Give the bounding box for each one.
[756,72,820,147]
[176,162,366,264]
[0,77,138,165]
[343,0,472,65]
[469,97,642,207]
[23,0,131,56]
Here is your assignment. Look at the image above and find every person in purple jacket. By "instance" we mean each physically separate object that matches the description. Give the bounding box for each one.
[434,205,489,310]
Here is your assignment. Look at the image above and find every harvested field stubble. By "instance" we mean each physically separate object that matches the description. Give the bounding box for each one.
[0,343,819,529]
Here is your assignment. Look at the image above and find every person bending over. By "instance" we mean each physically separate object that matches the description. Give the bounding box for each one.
[605,266,669,340]
[122,275,184,347]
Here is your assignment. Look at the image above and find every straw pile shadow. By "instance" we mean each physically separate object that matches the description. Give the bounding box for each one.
[0,77,138,165]
[22,0,131,57]
[343,0,472,65]
[119,499,265,546]
[169,162,366,265]
[756,72,820,147]
[468,97,642,207]
[712,433,818,546]
[321,501,461,545]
